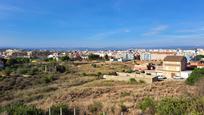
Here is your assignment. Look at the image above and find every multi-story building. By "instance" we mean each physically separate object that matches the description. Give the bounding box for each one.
[140,52,151,61]
[140,52,176,61]
[162,56,187,78]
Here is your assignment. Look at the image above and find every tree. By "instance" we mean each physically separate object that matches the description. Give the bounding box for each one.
[186,68,204,85]
[6,58,17,66]
[104,54,109,61]
[60,56,70,62]
[147,63,155,70]
[88,54,101,60]
[194,55,204,61]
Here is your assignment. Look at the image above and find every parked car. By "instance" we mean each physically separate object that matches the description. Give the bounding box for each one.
[173,76,184,80]
[157,75,167,80]
[152,75,167,82]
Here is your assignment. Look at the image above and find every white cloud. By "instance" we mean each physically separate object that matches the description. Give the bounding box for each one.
[143,25,169,36]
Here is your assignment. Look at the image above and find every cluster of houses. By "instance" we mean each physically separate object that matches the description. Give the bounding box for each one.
[134,55,204,80]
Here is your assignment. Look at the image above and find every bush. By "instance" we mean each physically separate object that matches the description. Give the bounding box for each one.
[17,68,28,75]
[146,73,151,75]
[60,56,70,62]
[88,101,103,113]
[43,75,55,83]
[139,80,146,84]
[120,103,128,112]
[27,68,39,75]
[97,72,103,79]
[49,104,71,115]
[56,65,66,73]
[139,97,155,114]
[0,103,43,115]
[186,68,204,85]
[82,72,87,76]
[88,54,101,60]
[138,97,204,115]
[3,67,13,76]
[128,78,137,84]
[91,64,97,68]
[126,69,134,73]
[156,97,204,115]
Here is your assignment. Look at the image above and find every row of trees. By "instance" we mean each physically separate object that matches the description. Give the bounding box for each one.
[0,58,30,66]
[88,54,109,61]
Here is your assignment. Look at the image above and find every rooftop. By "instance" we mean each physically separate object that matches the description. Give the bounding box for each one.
[164,56,186,62]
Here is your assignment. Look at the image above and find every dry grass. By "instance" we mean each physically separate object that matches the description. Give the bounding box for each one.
[0,61,198,114]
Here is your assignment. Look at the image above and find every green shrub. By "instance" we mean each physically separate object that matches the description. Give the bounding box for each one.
[56,65,66,73]
[49,104,71,115]
[139,80,146,84]
[0,103,43,115]
[120,103,128,112]
[17,68,28,75]
[97,72,103,79]
[43,75,55,83]
[82,72,87,76]
[3,67,13,76]
[27,68,39,75]
[126,69,134,73]
[88,54,101,60]
[88,101,103,113]
[60,56,70,62]
[128,78,137,84]
[156,97,204,115]
[91,64,97,68]
[139,97,155,114]
[186,68,204,85]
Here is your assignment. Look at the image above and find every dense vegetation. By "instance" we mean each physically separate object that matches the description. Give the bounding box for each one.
[88,54,102,60]
[1,96,204,115]
[194,55,204,61]
[186,68,204,85]
[139,97,204,115]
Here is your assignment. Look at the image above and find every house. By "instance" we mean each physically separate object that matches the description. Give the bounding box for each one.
[190,61,204,68]
[162,56,187,78]
[140,52,175,61]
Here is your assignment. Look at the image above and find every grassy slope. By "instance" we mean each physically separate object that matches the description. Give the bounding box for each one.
[0,61,198,114]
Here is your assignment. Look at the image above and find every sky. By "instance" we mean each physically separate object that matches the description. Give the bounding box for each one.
[0,0,204,48]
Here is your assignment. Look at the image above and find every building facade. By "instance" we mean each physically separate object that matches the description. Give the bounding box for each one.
[162,56,187,78]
